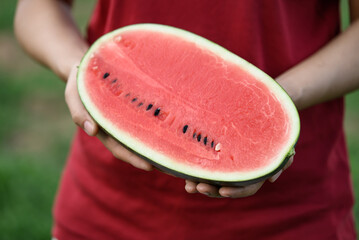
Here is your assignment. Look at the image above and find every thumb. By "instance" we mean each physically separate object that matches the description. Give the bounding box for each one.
[65,64,98,136]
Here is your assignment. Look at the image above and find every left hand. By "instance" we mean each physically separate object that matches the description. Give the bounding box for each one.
[184,156,293,198]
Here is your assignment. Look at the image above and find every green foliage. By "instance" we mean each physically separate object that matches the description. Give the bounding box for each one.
[0,1,17,31]
[0,71,25,140]
[340,0,351,30]
[345,91,359,231]
[0,155,61,240]
[0,67,73,239]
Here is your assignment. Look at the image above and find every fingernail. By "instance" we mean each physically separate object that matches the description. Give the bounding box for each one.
[185,185,194,193]
[84,121,94,136]
[270,170,282,183]
[220,193,230,198]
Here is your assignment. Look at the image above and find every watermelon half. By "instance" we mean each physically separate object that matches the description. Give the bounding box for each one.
[77,24,300,186]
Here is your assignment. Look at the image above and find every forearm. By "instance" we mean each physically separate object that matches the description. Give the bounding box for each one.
[14,0,88,81]
[276,19,359,110]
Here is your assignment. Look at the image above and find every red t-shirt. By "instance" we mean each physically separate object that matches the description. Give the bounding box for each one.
[53,0,356,239]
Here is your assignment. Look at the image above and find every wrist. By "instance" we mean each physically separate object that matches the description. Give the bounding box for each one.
[276,72,303,110]
[53,42,89,81]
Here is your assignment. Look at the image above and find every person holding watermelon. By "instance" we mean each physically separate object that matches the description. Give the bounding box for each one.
[14,0,359,239]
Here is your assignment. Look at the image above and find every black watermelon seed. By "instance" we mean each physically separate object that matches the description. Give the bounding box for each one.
[193,132,196,138]
[131,98,137,102]
[197,134,201,142]
[103,72,110,79]
[138,102,143,107]
[146,104,153,111]
[154,108,161,116]
[111,78,117,83]
[182,125,188,134]
[211,141,214,148]
[204,137,208,145]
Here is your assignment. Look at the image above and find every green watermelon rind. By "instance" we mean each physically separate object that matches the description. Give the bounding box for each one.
[77,23,300,186]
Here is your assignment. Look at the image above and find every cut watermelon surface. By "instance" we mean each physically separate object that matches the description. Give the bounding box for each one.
[77,24,300,186]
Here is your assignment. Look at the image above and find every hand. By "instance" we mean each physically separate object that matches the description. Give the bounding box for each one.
[65,63,153,171]
[184,156,294,198]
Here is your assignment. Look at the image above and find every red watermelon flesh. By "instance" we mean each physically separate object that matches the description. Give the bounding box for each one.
[78,24,300,185]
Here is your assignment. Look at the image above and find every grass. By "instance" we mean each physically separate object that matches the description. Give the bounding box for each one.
[0,0,358,238]
[0,68,74,239]
[345,91,359,231]
[0,1,94,239]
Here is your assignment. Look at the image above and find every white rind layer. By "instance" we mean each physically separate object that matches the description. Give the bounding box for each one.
[77,24,300,183]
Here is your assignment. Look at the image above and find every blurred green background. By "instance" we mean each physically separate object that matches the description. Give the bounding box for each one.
[0,0,358,239]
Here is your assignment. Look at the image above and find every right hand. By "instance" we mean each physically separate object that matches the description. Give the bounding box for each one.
[184,156,294,198]
[64,63,153,171]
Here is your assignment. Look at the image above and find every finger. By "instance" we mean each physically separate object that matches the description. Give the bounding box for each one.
[269,155,294,183]
[283,156,294,171]
[268,170,282,183]
[97,130,153,171]
[65,64,98,136]
[196,183,222,198]
[185,180,198,193]
[219,181,264,198]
